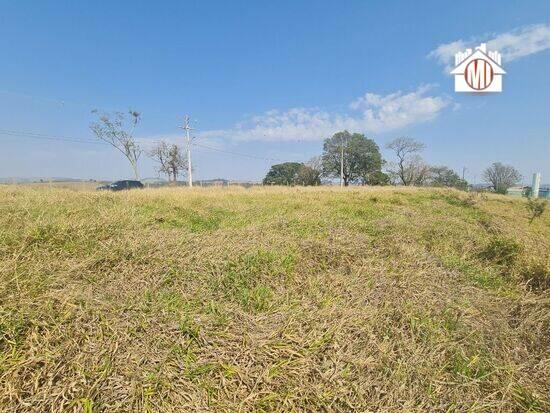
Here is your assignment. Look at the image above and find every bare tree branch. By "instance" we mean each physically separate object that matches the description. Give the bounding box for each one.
[148,140,188,183]
[90,110,143,180]
[482,162,521,194]
[386,137,426,186]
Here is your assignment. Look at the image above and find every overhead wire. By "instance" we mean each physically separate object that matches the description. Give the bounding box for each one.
[0,128,307,164]
[192,142,304,163]
[0,128,105,145]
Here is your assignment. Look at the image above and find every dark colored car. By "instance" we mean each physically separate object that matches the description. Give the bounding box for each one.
[97,180,144,191]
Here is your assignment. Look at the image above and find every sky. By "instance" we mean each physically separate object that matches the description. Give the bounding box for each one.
[0,1,549,184]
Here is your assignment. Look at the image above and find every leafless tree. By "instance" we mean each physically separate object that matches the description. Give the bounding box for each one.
[90,110,142,179]
[407,155,431,186]
[148,140,188,183]
[482,162,521,194]
[386,137,427,185]
[307,155,323,173]
[295,164,321,186]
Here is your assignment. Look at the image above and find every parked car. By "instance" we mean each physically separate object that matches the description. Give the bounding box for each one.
[96,180,144,191]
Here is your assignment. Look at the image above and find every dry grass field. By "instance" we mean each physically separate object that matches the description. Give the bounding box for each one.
[0,185,548,412]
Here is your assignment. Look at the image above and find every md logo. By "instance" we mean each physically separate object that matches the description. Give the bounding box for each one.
[451,43,505,93]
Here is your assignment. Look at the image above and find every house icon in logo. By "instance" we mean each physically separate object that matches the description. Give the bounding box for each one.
[451,43,505,92]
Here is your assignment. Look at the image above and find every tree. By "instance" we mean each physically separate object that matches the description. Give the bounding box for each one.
[482,162,521,194]
[90,110,142,179]
[428,166,468,190]
[307,156,323,176]
[295,165,321,186]
[385,137,427,186]
[148,140,188,183]
[263,162,303,185]
[321,131,385,186]
[364,171,390,186]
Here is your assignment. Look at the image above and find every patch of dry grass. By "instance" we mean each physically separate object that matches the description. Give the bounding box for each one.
[0,186,548,412]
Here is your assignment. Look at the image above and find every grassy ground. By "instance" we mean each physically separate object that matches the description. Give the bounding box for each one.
[0,186,548,412]
[5,181,104,191]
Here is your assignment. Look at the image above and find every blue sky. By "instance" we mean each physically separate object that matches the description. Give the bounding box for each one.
[1,1,549,183]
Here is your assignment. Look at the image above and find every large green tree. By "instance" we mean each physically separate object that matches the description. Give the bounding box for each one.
[263,162,303,186]
[428,166,468,190]
[321,131,385,186]
[263,162,321,186]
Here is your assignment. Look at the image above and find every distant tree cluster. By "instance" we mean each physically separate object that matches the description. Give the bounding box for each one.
[263,162,320,186]
[427,166,468,190]
[263,131,478,190]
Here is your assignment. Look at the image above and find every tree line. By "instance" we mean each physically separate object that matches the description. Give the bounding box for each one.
[263,130,523,192]
[89,112,523,192]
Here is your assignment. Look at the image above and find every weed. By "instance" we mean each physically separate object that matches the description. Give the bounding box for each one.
[512,385,548,412]
[240,285,273,312]
[179,317,201,342]
[77,398,95,413]
[449,351,492,381]
[526,198,547,224]
[480,237,521,266]
[520,260,549,291]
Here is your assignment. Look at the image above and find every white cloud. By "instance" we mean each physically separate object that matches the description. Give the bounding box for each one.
[198,85,450,142]
[429,24,550,71]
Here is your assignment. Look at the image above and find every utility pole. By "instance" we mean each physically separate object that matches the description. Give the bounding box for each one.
[340,135,344,187]
[180,116,194,188]
[462,167,467,181]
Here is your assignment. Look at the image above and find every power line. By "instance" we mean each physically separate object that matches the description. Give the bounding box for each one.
[0,90,187,122]
[0,127,307,164]
[192,142,304,163]
[0,128,105,145]
[0,89,129,113]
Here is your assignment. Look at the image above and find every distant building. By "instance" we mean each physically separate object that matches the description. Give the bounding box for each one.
[506,186,527,197]
[196,179,229,187]
[505,184,549,198]
[539,184,550,198]
[471,183,492,191]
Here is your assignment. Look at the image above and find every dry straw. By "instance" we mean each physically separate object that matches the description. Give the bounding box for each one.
[0,185,548,412]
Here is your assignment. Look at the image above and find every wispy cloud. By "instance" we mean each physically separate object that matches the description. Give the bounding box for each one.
[429,24,550,71]
[198,85,451,142]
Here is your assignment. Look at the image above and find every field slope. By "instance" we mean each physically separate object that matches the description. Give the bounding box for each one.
[0,186,548,412]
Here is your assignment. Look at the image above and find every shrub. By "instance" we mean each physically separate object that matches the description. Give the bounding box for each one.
[521,260,549,291]
[480,237,521,267]
[526,198,546,224]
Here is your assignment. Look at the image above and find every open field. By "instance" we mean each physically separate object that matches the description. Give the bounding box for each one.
[0,181,105,191]
[0,186,548,412]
